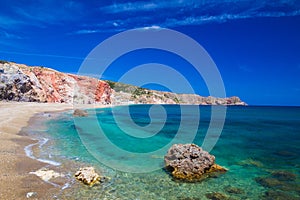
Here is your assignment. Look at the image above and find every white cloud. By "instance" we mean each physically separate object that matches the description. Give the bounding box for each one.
[142,25,162,30]
[162,10,300,27]
[68,0,300,34]
[93,0,300,33]
[99,0,300,16]
[75,29,99,34]
[100,1,173,13]
[73,28,126,35]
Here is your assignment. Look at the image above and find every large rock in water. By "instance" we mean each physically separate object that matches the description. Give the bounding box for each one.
[164,144,227,181]
[75,167,101,186]
[73,109,88,117]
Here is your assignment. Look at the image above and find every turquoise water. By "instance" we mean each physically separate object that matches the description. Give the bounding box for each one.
[26,105,300,199]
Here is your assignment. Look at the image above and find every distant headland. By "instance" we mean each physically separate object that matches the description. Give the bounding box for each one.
[0,60,246,106]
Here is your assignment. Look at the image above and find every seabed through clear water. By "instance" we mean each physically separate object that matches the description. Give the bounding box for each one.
[24,105,300,200]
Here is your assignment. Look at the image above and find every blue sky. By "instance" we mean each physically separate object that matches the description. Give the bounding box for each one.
[0,0,299,106]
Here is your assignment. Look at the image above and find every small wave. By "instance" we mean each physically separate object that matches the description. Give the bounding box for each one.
[36,158,61,166]
[24,137,61,166]
[62,183,70,190]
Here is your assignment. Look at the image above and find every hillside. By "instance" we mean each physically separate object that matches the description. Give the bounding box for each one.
[0,61,246,106]
[106,80,246,105]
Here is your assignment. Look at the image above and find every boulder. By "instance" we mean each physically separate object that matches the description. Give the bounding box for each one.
[75,167,100,186]
[29,168,64,182]
[73,109,88,117]
[164,144,227,181]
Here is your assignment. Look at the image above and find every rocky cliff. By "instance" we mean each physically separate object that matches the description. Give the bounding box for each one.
[107,81,247,106]
[0,61,247,106]
[0,61,111,104]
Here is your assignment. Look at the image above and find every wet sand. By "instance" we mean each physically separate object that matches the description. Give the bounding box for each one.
[0,102,108,199]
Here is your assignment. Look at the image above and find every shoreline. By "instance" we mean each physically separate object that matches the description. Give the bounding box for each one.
[0,101,110,199]
[1,102,299,199]
[0,102,213,199]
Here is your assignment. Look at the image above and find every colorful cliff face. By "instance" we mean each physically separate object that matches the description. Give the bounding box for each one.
[0,61,247,105]
[0,62,112,104]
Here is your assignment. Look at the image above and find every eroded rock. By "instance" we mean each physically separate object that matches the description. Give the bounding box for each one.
[73,109,88,117]
[75,167,101,186]
[164,144,227,181]
[29,168,64,182]
[0,62,112,104]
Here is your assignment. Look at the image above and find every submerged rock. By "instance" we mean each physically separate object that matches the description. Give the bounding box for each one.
[255,177,283,188]
[273,150,297,158]
[237,158,264,168]
[271,171,297,181]
[164,144,227,181]
[205,192,228,200]
[224,186,244,194]
[255,171,299,195]
[75,167,101,186]
[262,190,299,200]
[73,109,88,117]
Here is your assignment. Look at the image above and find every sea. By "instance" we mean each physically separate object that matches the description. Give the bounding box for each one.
[24,105,300,200]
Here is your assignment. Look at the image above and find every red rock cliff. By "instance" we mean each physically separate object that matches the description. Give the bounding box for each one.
[0,62,112,104]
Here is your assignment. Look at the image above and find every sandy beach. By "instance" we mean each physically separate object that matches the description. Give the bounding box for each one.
[0,102,108,199]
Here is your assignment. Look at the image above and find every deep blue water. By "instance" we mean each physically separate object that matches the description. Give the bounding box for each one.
[27,105,300,199]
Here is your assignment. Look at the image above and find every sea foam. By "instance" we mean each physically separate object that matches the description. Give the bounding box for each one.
[24,137,61,166]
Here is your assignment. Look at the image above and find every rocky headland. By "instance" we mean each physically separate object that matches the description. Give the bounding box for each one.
[0,61,247,106]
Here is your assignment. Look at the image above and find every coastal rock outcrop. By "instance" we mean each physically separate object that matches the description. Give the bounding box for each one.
[108,81,247,105]
[164,144,227,181]
[75,167,101,186]
[0,64,44,102]
[0,62,112,104]
[0,61,247,106]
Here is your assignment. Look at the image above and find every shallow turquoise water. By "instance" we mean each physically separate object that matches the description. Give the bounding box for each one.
[27,105,300,199]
